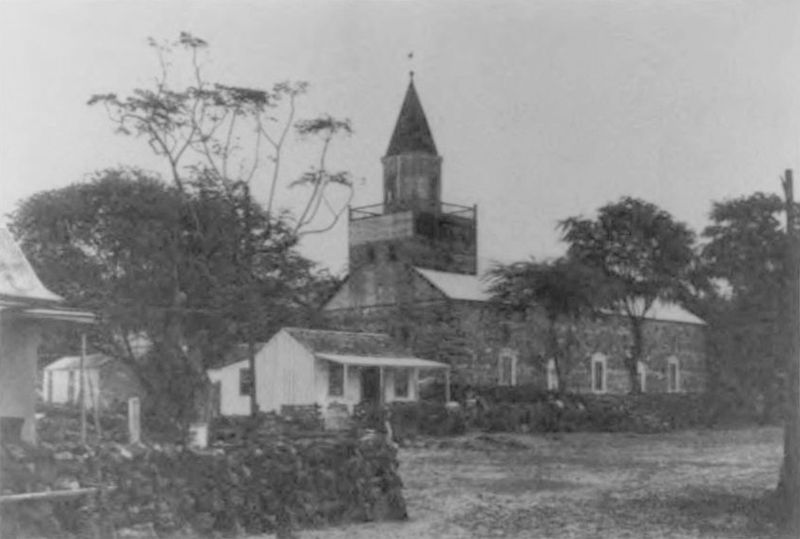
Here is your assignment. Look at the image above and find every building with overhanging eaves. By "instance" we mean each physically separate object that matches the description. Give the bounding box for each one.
[0,226,94,443]
[321,76,707,394]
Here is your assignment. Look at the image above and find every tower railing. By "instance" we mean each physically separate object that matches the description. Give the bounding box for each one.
[349,201,476,221]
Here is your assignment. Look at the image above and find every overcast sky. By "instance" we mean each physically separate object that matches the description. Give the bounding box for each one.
[2,0,800,275]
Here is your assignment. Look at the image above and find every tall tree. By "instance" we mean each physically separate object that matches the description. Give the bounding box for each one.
[698,192,790,421]
[87,33,353,416]
[560,197,697,393]
[486,257,600,391]
[10,169,336,427]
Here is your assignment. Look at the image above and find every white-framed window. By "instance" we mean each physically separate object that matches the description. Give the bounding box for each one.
[667,357,680,393]
[546,359,559,391]
[328,362,344,397]
[239,367,252,396]
[498,349,518,386]
[637,361,647,393]
[591,353,607,393]
[394,369,410,398]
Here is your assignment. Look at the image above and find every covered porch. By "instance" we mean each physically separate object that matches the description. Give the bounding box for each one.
[316,353,451,409]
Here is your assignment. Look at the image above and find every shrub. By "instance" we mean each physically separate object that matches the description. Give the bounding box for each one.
[1,431,406,538]
[354,401,466,441]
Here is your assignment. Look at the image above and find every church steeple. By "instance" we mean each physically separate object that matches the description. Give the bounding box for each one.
[347,74,477,275]
[386,77,438,157]
[382,76,442,213]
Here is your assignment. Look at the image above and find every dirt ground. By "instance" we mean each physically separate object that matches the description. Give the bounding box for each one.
[294,427,785,539]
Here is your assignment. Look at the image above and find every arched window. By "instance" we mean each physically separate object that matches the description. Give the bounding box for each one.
[591,353,607,393]
[498,348,518,386]
[667,357,681,393]
[637,361,647,393]
[546,359,558,391]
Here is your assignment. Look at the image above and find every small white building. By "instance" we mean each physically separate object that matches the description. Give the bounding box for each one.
[43,354,143,410]
[207,327,449,418]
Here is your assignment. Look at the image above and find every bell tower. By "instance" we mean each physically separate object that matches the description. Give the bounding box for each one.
[348,75,477,275]
[382,75,442,214]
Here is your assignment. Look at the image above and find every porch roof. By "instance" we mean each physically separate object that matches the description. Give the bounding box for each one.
[315,352,449,370]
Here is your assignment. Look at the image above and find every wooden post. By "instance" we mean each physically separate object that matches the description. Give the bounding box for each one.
[445,368,451,403]
[378,367,385,405]
[782,169,800,534]
[0,312,4,539]
[79,333,87,445]
[128,397,141,444]
[342,364,348,399]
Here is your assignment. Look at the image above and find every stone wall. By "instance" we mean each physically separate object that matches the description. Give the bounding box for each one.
[323,299,707,394]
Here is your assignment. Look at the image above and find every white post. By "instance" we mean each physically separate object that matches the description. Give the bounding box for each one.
[79,333,87,444]
[128,397,141,444]
[379,367,385,405]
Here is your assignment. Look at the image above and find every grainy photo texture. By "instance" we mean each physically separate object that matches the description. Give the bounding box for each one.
[0,2,799,538]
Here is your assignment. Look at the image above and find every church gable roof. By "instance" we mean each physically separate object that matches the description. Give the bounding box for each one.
[386,79,438,156]
[413,266,706,325]
[414,267,489,302]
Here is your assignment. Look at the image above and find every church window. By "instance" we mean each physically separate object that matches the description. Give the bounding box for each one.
[667,357,680,393]
[591,354,607,393]
[367,247,376,262]
[498,349,517,386]
[546,359,558,391]
[388,245,398,261]
[637,361,647,392]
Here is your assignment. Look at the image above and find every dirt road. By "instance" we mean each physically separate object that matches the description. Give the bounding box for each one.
[295,427,784,539]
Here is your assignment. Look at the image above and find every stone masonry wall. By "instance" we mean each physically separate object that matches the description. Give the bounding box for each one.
[323,300,707,394]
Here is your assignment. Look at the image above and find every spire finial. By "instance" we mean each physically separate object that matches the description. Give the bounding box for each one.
[408,51,415,81]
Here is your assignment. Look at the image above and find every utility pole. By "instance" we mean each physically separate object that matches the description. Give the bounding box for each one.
[780,169,800,534]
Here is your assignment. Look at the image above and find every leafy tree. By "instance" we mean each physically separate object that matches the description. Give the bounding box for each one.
[696,192,790,421]
[10,169,337,427]
[560,197,698,393]
[86,33,353,417]
[486,257,600,391]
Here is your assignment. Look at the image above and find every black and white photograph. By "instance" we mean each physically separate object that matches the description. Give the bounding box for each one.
[1,1,799,537]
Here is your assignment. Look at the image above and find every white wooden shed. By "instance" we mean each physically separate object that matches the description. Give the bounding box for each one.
[43,353,143,410]
[207,327,449,417]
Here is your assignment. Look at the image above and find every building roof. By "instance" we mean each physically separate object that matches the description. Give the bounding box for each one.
[316,353,448,370]
[283,327,409,357]
[209,342,268,370]
[385,78,438,156]
[415,267,491,302]
[45,354,113,371]
[0,226,63,303]
[414,266,706,326]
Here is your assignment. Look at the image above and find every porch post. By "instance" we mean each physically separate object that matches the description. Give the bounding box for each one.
[379,367,385,405]
[342,363,348,399]
[80,333,87,444]
[445,368,451,403]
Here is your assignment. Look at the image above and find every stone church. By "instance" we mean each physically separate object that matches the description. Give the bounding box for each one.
[321,77,706,395]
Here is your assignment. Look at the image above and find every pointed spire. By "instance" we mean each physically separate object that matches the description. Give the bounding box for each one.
[386,76,438,156]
